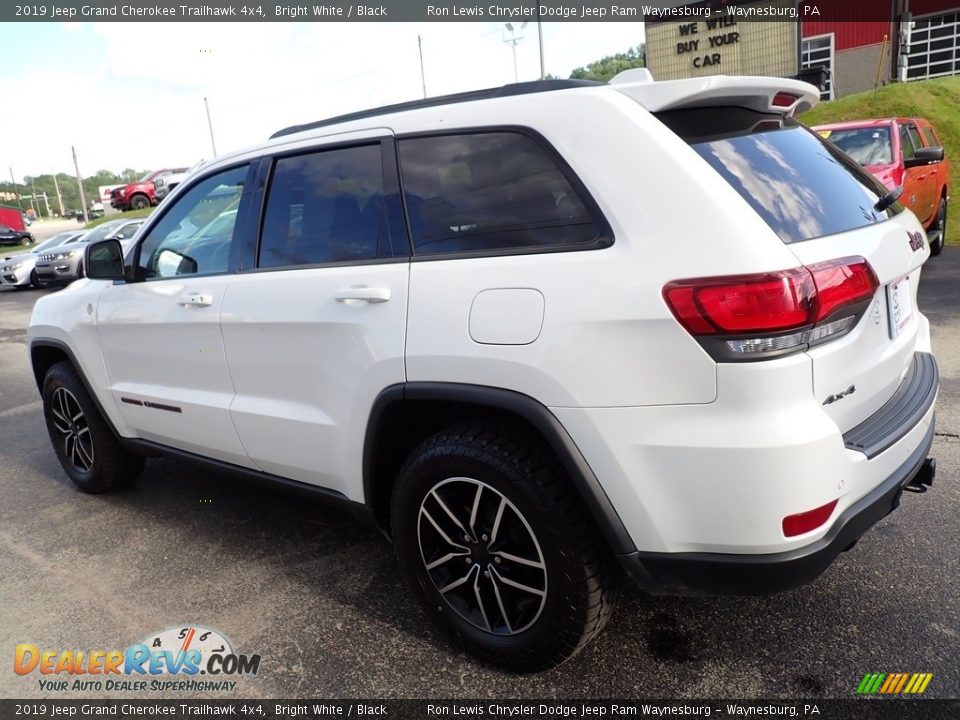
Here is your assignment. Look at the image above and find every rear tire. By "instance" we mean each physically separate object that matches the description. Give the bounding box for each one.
[929,196,946,256]
[42,361,144,493]
[391,420,620,672]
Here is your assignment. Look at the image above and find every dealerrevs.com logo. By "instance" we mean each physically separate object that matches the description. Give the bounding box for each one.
[14,625,260,692]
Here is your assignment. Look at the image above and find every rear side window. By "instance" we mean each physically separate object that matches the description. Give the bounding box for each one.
[398,131,604,256]
[259,144,386,269]
[657,107,901,244]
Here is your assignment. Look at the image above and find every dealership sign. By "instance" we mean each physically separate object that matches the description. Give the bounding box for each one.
[645,0,799,81]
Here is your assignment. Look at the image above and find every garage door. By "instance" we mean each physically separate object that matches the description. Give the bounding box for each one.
[907,11,960,80]
[801,34,834,100]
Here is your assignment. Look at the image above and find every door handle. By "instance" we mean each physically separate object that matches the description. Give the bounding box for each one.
[177,293,213,307]
[335,288,391,304]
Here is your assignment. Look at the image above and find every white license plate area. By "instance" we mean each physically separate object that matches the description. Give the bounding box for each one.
[887,275,915,339]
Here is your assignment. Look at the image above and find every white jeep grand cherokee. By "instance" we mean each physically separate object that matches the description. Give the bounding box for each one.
[28,72,939,672]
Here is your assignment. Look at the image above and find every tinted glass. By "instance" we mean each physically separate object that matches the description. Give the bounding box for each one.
[32,233,77,253]
[658,107,900,244]
[900,125,916,160]
[113,222,142,240]
[258,144,384,268]
[820,126,892,165]
[907,125,925,153]
[137,165,247,279]
[922,127,940,147]
[398,132,600,255]
[81,222,126,243]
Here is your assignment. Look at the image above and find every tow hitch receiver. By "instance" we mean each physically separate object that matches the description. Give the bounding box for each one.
[905,458,936,493]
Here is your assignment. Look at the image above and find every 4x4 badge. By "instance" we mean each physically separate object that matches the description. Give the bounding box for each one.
[908,231,925,251]
[823,385,856,405]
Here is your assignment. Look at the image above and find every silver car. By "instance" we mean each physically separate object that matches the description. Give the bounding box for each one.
[0,231,86,288]
[34,219,144,286]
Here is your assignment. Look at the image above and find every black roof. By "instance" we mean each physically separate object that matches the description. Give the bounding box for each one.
[270,79,604,140]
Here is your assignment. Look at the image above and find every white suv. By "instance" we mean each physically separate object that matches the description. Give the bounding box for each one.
[28,73,939,671]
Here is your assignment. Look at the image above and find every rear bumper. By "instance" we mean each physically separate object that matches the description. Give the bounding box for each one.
[619,411,936,596]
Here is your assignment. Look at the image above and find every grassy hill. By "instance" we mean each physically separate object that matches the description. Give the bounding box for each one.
[800,76,960,244]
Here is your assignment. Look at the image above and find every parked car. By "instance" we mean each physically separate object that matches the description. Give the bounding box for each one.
[154,169,190,201]
[813,118,950,255]
[29,75,938,671]
[34,219,143,286]
[0,223,33,247]
[0,231,86,288]
[110,168,189,211]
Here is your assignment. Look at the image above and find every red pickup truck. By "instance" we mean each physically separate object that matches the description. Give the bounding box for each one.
[110,168,189,211]
[812,118,950,255]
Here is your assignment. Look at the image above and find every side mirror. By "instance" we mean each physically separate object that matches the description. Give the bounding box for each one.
[905,146,944,168]
[85,239,125,280]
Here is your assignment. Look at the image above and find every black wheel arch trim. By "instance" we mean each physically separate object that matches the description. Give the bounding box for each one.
[29,338,123,439]
[363,382,637,556]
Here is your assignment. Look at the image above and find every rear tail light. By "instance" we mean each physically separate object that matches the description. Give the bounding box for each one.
[772,92,800,108]
[663,257,878,361]
[782,499,838,537]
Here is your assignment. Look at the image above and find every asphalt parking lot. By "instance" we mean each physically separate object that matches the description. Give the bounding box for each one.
[0,239,958,700]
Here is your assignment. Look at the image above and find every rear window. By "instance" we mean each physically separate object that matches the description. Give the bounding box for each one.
[657,107,901,244]
[819,126,893,166]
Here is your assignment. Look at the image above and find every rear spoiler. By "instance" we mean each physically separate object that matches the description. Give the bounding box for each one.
[610,70,820,116]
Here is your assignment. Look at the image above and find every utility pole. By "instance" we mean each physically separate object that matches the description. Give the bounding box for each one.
[72,146,89,224]
[29,177,40,219]
[418,35,427,98]
[536,13,545,79]
[42,191,52,218]
[504,23,527,83]
[9,167,23,211]
[52,172,65,216]
[204,97,217,156]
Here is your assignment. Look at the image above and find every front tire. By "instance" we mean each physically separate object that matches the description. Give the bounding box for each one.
[42,361,144,493]
[29,269,46,289]
[391,420,619,672]
[129,194,150,210]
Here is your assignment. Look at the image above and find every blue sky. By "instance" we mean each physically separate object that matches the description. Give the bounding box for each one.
[1,21,644,179]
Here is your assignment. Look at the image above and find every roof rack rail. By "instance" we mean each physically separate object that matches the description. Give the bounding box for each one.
[269,78,604,139]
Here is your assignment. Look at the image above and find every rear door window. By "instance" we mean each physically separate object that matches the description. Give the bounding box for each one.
[657,107,901,244]
[258,144,387,268]
[397,131,607,256]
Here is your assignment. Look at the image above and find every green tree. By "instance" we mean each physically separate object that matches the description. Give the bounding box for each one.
[570,44,645,83]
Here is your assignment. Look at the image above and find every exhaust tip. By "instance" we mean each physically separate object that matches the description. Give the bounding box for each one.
[906,458,936,493]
